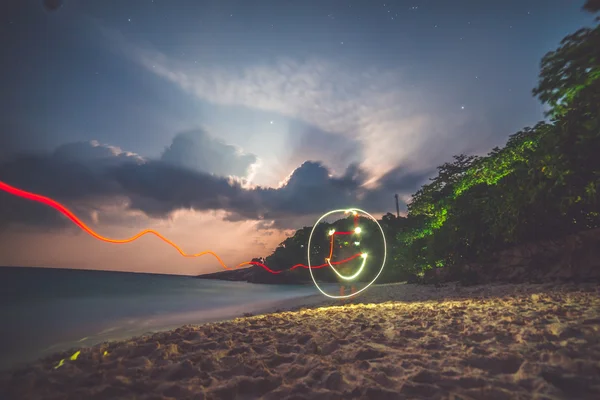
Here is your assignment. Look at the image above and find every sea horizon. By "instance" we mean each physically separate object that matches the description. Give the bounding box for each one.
[0,266,328,371]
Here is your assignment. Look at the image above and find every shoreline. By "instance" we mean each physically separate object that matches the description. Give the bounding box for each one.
[2,282,600,399]
[0,288,329,374]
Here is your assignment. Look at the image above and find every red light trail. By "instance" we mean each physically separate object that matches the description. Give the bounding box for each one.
[0,180,362,274]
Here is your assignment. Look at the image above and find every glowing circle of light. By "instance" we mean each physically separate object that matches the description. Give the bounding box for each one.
[307,208,387,299]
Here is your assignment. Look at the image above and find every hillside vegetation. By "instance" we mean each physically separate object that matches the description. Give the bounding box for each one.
[203,2,600,285]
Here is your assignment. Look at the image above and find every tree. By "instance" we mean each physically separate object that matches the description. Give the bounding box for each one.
[391,9,600,278]
[584,0,600,13]
[532,24,600,118]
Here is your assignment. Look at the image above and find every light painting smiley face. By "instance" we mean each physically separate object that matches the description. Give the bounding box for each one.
[307,208,387,299]
[324,211,368,281]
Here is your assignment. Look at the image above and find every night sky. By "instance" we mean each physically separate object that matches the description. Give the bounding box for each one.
[0,0,595,274]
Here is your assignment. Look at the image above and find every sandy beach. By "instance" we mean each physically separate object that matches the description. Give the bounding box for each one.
[1,282,600,400]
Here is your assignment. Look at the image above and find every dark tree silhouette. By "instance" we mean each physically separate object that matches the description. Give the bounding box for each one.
[584,0,600,13]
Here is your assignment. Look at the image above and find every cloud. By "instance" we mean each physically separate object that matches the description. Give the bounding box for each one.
[0,139,429,231]
[0,141,141,230]
[358,165,435,213]
[52,140,145,167]
[283,121,362,175]
[258,161,365,216]
[128,47,472,181]
[112,160,366,222]
[160,128,258,178]
[90,29,512,213]
[112,161,249,218]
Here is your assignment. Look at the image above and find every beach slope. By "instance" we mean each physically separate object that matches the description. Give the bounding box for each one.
[1,282,599,399]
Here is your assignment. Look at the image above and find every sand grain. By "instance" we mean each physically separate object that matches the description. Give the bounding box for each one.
[1,282,599,399]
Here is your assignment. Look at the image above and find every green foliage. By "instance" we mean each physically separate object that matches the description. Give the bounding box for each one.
[532,22,600,118]
[391,14,600,277]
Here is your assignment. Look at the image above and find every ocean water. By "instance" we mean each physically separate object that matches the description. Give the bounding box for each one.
[0,266,326,371]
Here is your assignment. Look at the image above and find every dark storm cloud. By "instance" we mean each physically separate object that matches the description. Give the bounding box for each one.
[1,142,140,200]
[160,129,258,178]
[130,160,368,223]
[0,142,138,230]
[257,162,366,217]
[111,161,253,219]
[0,140,430,230]
[52,141,144,167]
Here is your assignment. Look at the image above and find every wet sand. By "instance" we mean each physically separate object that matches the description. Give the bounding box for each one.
[1,282,599,399]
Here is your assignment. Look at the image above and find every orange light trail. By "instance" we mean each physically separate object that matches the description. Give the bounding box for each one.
[0,180,361,274]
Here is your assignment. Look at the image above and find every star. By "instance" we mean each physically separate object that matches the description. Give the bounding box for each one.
[128,18,131,22]
[461,105,465,110]
[270,121,274,124]
[341,41,344,45]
